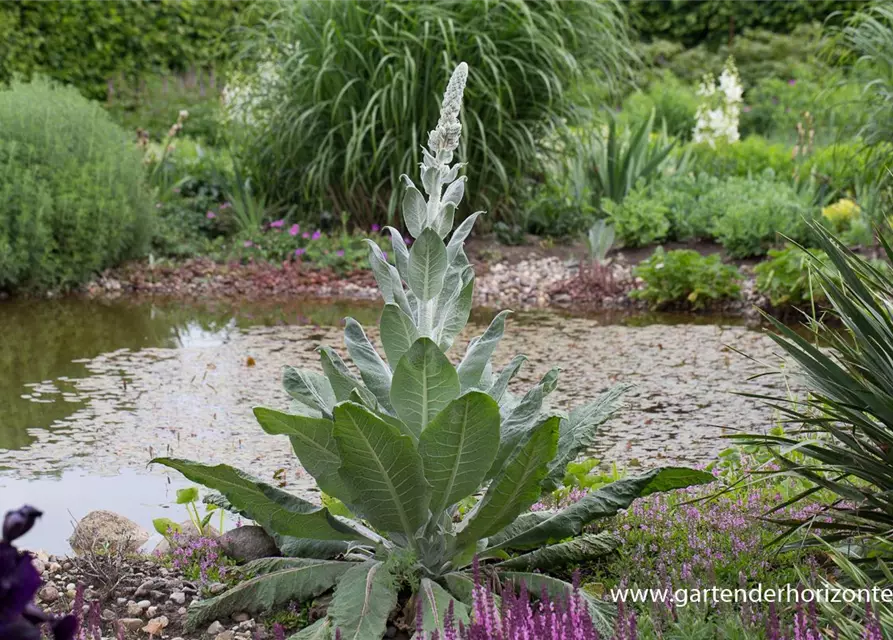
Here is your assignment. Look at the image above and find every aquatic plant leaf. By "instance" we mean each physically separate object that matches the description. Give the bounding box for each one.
[493,467,715,550]
[499,571,613,635]
[252,408,351,502]
[380,303,419,368]
[152,459,361,542]
[456,416,558,547]
[408,228,448,302]
[456,311,511,391]
[283,367,336,417]
[415,578,470,636]
[185,560,353,630]
[418,391,500,515]
[328,561,396,640]
[390,338,460,436]
[496,531,620,571]
[333,403,429,536]
[344,318,393,410]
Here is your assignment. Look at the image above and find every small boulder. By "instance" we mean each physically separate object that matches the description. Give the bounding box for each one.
[38,585,59,603]
[119,618,144,632]
[170,591,186,605]
[218,526,279,563]
[207,621,225,635]
[68,511,149,555]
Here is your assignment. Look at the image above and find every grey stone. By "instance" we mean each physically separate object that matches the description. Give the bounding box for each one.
[119,619,144,632]
[38,586,59,603]
[68,511,149,555]
[207,621,225,636]
[215,632,235,640]
[170,591,186,605]
[218,526,279,563]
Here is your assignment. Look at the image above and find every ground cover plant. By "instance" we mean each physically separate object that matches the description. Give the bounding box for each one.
[630,248,741,310]
[153,62,713,638]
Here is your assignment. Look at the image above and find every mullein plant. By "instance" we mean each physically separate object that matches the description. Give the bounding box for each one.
[0,506,77,640]
[154,63,713,639]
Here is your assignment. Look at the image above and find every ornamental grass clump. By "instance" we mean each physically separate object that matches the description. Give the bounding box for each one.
[154,63,712,638]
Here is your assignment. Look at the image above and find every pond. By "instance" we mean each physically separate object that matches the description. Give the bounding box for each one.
[0,296,787,553]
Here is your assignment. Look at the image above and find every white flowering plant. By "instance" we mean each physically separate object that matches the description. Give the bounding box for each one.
[692,57,743,147]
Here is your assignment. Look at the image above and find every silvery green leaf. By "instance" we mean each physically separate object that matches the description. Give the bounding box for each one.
[390,338,460,437]
[421,164,439,197]
[435,202,456,239]
[289,618,333,639]
[437,277,474,352]
[318,346,361,402]
[416,578,471,636]
[349,387,379,412]
[380,303,419,368]
[488,355,527,402]
[456,310,511,391]
[344,318,393,411]
[443,162,465,184]
[447,211,483,263]
[384,225,410,279]
[402,180,426,239]
[366,239,412,317]
[408,228,448,302]
[283,367,336,418]
[442,176,466,208]
[496,531,620,571]
[329,561,396,640]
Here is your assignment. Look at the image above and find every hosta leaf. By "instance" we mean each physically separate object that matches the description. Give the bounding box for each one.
[488,355,527,402]
[499,571,613,636]
[456,311,511,391]
[184,560,353,629]
[253,408,351,502]
[493,467,715,550]
[318,347,361,402]
[418,392,500,515]
[333,402,429,536]
[391,338,460,437]
[152,459,361,542]
[384,225,410,279]
[380,303,419,368]
[344,318,393,411]
[496,531,621,571]
[415,578,470,637]
[456,416,559,547]
[543,384,630,491]
[408,228,448,302]
[289,618,332,640]
[328,561,397,640]
[402,181,426,238]
[447,211,483,263]
[283,368,335,417]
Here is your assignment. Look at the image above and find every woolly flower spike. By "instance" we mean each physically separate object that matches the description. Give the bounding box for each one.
[427,62,468,155]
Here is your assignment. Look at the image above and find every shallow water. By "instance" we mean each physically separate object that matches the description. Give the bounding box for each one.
[0,297,788,553]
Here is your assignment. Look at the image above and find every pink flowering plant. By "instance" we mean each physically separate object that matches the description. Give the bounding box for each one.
[153,63,712,637]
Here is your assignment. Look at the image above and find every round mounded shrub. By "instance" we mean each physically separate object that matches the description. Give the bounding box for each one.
[0,78,152,292]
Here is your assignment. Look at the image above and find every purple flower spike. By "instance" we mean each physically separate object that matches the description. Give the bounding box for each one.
[788,78,796,86]
[243,240,254,248]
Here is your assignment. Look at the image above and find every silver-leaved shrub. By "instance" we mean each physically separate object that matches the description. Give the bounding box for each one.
[154,63,713,638]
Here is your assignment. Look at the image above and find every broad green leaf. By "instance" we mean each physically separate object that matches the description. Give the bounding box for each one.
[152,518,181,537]
[283,367,336,417]
[240,557,345,576]
[186,560,352,630]
[442,176,466,208]
[415,578,470,637]
[408,228,448,302]
[499,571,613,635]
[435,202,456,239]
[403,181,426,238]
[488,355,527,402]
[496,531,621,571]
[365,239,398,303]
[483,511,553,548]
[175,487,198,504]
[380,303,419,368]
[152,459,360,542]
[391,338,460,437]
[333,402,429,536]
[543,384,630,491]
[456,311,511,391]
[418,392,500,515]
[493,467,715,550]
[289,618,332,640]
[437,276,474,352]
[253,408,351,502]
[456,416,559,547]
[384,225,410,279]
[273,535,350,559]
[447,211,483,263]
[442,572,476,606]
[329,561,397,640]
[344,318,393,411]
[318,347,361,402]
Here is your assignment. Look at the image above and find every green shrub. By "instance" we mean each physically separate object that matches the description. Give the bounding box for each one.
[239,0,636,226]
[603,189,670,248]
[754,245,831,308]
[800,141,893,191]
[0,79,152,292]
[619,72,699,140]
[648,172,722,241]
[705,176,815,258]
[688,135,795,179]
[631,247,741,310]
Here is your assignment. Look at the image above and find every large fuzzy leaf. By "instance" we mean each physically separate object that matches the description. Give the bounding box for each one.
[185,560,353,629]
[418,391,501,515]
[253,408,351,502]
[499,571,613,635]
[414,578,470,638]
[408,227,448,302]
[152,459,360,542]
[488,355,527,403]
[484,512,554,548]
[318,347,362,403]
[493,467,715,550]
[380,303,419,369]
[456,311,511,391]
[402,182,426,239]
[436,276,474,352]
[447,211,482,263]
[384,225,410,279]
[328,561,397,640]
[496,531,620,571]
[289,618,332,640]
[344,318,393,410]
[442,572,476,606]
[543,384,630,491]
[273,535,349,560]
[456,416,559,547]
[390,338,460,437]
[283,368,335,417]
[333,402,430,536]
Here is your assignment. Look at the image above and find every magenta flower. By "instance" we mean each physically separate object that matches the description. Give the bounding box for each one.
[336,249,345,257]
[371,224,381,232]
[243,240,254,248]
[206,211,216,219]
[404,236,413,245]
[270,219,285,229]
[302,232,310,239]
[382,251,388,260]
[788,79,796,86]
[289,224,300,236]
[295,248,306,257]
[312,230,322,240]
